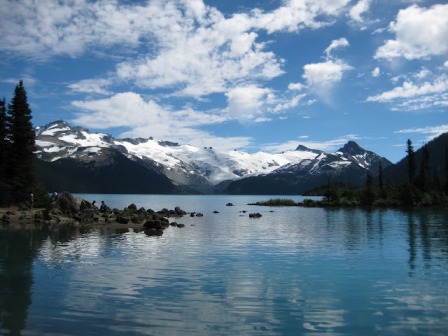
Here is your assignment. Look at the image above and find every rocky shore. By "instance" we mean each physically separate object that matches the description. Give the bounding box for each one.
[0,192,190,235]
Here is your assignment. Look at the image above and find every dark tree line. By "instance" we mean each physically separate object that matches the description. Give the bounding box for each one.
[0,81,48,207]
[322,138,448,207]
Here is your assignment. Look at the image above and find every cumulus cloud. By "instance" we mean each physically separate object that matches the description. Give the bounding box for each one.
[0,0,149,58]
[0,0,365,146]
[288,83,303,91]
[70,92,250,150]
[303,60,352,88]
[0,0,359,134]
[252,0,351,33]
[299,38,352,103]
[375,4,448,60]
[0,0,351,96]
[226,86,274,119]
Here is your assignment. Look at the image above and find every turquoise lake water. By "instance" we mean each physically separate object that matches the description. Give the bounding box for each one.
[1,194,448,335]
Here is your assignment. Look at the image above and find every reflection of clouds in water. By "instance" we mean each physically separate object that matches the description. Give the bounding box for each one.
[30,205,448,335]
[38,231,106,266]
[371,280,448,335]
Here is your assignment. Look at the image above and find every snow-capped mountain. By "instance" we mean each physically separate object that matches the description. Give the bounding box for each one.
[35,120,392,194]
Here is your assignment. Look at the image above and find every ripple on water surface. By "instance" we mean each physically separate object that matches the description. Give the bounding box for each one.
[3,197,447,335]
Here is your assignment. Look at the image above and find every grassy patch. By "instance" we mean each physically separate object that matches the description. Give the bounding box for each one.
[253,198,298,206]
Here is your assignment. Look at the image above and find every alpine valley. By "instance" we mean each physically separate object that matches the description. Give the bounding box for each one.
[34,120,399,195]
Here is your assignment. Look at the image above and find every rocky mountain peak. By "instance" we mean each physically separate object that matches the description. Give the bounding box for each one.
[338,141,365,156]
[295,144,323,155]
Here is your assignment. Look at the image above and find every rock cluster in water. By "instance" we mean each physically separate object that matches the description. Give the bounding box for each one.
[1,192,189,236]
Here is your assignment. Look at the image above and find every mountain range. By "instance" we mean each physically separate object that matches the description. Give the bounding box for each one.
[34,120,446,195]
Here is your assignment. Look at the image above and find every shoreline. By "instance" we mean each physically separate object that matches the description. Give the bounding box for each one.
[0,192,190,234]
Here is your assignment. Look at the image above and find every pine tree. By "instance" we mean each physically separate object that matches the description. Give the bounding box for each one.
[445,145,448,194]
[6,81,37,204]
[418,144,430,192]
[406,139,415,185]
[0,97,9,205]
[378,161,384,193]
[362,171,376,205]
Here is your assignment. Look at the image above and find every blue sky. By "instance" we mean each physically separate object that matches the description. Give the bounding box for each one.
[1,0,447,163]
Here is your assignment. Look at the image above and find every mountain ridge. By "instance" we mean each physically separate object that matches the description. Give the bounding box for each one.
[35,120,394,194]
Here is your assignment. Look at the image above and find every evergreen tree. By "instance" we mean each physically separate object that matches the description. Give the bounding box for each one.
[6,81,37,204]
[361,171,376,205]
[445,145,448,194]
[378,161,384,193]
[0,97,8,205]
[406,139,415,185]
[417,144,430,192]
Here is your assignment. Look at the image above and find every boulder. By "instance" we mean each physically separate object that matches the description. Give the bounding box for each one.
[116,215,131,224]
[127,203,138,211]
[144,228,164,237]
[143,219,169,230]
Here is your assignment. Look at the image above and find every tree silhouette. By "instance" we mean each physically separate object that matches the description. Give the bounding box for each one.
[406,139,415,185]
[0,97,8,204]
[2,81,47,206]
[417,144,430,192]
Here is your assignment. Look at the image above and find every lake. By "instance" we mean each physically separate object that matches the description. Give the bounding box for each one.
[1,194,448,335]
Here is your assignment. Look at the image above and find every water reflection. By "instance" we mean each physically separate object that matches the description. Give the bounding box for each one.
[1,205,448,335]
[0,230,46,335]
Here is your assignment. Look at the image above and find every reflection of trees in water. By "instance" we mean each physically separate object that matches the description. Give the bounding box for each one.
[323,208,448,273]
[0,230,46,336]
[406,210,448,274]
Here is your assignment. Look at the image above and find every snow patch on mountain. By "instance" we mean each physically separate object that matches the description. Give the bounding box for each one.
[35,121,391,189]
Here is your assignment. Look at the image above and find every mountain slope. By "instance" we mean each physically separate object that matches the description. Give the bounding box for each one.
[222,142,392,195]
[36,148,176,194]
[35,120,393,194]
[384,132,448,185]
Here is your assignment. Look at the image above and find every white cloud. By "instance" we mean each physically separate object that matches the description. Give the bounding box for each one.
[299,38,352,103]
[0,0,353,98]
[254,117,272,123]
[252,0,351,34]
[324,38,349,59]
[395,124,448,142]
[68,78,113,95]
[375,4,448,60]
[349,0,371,23]
[303,60,352,88]
[366,74,448,111]
[372,67,380,77]
[226,86,273,120]
[3,76,37,87]
[70,92,250,151]
[273,94,305,113]
[0,0,149,58]
[288,83,303,91]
